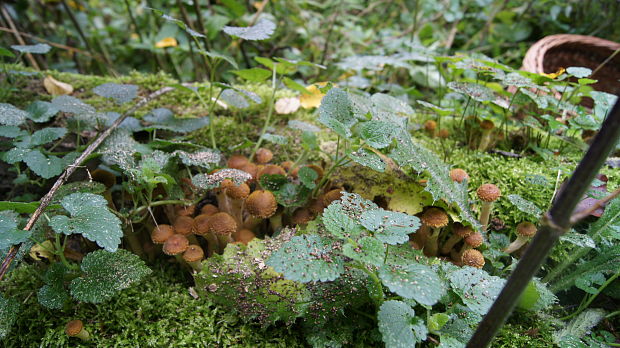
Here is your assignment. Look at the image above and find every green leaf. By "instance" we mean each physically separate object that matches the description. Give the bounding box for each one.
[322,202,364,239]
[507,194,542,217]
[232,68,272,82]
[0,126,25,138]
[447,82,494,102]
[26,101,59,123]
[273,182,310,208]
[11,43,51,54]
[348,148,387,172]
[93,83,139,104]
[30,127,67,146]
[260,133,288,145]
[70,249,151,303]
[223,18,276,40]
[37,263,69,309]
[428,313,451,333]
[259,174,288,192]
[359,120,394,148]
[378,300,426,347]
[0,103,28,126]
[220,0,246,17]
[173,149,221,169]
[0,293,19,338]
[448,267,505,315]
[360,208,420,245]
[220,89,250,108]
[560,231,596,248]
[318,87,357,138]
[143,108,209,133]
[0,47,15,58]
[298,166,318,189]
[49,193,123,252]
[266,235,345,283]
[283,77,310,94]
[192,169,252,190]
[371,93,414,116]
[197,49,238,69]
[51,95,96,116]
[0,210,31,250]
[566,67,592,78]
[553,309,606,344]
[590,197,620,241]
[23,150,65,179]
[379,263,443,306]
[342,236,385,266]
[0,201,60,214]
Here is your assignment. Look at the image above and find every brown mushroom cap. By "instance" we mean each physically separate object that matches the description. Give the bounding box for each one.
[183,245,204,262]
[208,212,237,235]
[91,169,116,189]
[235,228,256,245]
[291,208,314,225]
[65,320,84,336]
[462,249,485,268]
[281,161,294,172]
[255,148,273,164]
[308,197,326,215]
[163,234,189,255]
[438,129,450,139]
[175,205,195,217]
[245,190,278,218]
[421,207,449,228]
[323,189,344,207]
[151,224,175,244]
[200,204,220,216]
[424,120,437,131]
[173,216,195,236]
[222,179,250,200]
[480,120,495,130]
[227,155,249,169]
[449,168,470,183]
[453,223,474,237]
[257,164,287,181]
[516,221,537,237]
[464,232,484,248]
[239,162,258,182]
[477,184,501,202]
[193,214,211,235]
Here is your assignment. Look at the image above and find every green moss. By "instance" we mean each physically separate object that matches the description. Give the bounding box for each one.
[1,263,303,347]
[493,312,555,348]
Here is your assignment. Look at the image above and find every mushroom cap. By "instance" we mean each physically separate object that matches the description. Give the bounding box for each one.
[163,234,189,255]
[480,120,495,130]
[477,184,501,202]
[173,216,195,236]
[257,164,286,181]
[420,207,449,228]
[462,249,485,268]
[464,232,484,248]
[236,228,256,245]
[255,148,273,164]
[200,204,220,216]
[239,162,258,182]
[221,179,250,200]
[280,161,294,172]
[424,120,437,131]
[452,222,474,238]
[65,320,84,336]
[438,129,450,139]
[449,168,470,183]
[516,221,537,237]
[151,224,175,244]
[323,189,344,207]
[245,190,278,218]
[208,212,237,235]
[193,214,211,235]
[183,245,204,262]
[308,196,326,215]
[91,169,116,189]
[227,155,249,169]
[291,208,314,225]
[175,205,195,217]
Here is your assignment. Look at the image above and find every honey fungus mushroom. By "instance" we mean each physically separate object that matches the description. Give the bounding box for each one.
[151,224,175,244]
[440,222,473,255]
[420,207,450,257]
[504,221,537,254]
[163,234,190,256]
[65,320,90,341]
[208,212,238,253]
[244,190,278,231]
[183,245,205,271]
[477,183,501,232]
[462,249,485,268]
[255,148,274,164]
[449,168,470,183]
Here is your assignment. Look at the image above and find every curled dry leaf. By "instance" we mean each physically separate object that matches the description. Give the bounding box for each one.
[299,82,328,109]
[43,76,74,96]
[275,97,301,114]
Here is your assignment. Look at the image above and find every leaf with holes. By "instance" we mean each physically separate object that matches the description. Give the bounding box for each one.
[322,203,365,239]
[359,120,394,149]
[69,249,151,303]
[360,209,420,245]
[318,88,357,138]
[0,210,31,250]
[447,82,494,102]
[379,263,444,306]
[378,300,427,348]
[348,148,387,172]
[343,236,385,267]
[267,234,345,283]
[223,18,276,40]
[93,83,139,104]
[448,267,505,315]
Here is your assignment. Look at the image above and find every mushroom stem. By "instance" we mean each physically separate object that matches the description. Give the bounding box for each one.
[412,225,430,250]
[216,233,233,253]
[478,129,493,151]
[423,227,442,257]
[504,236,530,253]
[203,232,220,257]
[216,190,232,216]
[441,234,463,255]
[269,213,283,234]
[229,199,245,226]
[479,201,493,231]
[186,259,203,271]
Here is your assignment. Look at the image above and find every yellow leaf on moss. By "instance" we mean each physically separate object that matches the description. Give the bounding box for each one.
[541,67,565,79]
[43,75,74,95]
[299,82,328,109]
[155,37,178,48]
[29,240,54,261]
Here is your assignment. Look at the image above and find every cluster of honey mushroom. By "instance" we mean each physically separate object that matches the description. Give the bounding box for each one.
[149,148,345,271]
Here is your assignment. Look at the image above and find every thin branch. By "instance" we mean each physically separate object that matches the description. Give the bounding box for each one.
[0,86,174,281]
[0,5,40,70]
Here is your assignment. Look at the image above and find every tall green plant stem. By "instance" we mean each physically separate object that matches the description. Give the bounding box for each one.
[560,267,620,321]
[250,65,278,161]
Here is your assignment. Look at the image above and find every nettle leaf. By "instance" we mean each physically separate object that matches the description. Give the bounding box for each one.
[266,234,345,283]
[51,95,96,116]
[553,309,606,345]
[273,182,310,208]
[378,300,427,348]
[23,150,65,179]
[560,231,596,249]
[143,108,209,132]
[0,126,26,138]
[49,193,123,252]
[0,103,28,126]
[379,263,443,306]
[223,18,276,40]
[11,43,51,54]
[448,267,505,315]
[0,210,31,250]
[348,148,387,172]
[360,209,420,245]
[447,82,494,102]
[69,249,151,303]
[232,68,272,82]
[322,203,364,239]
[371,93,414,116]
[566,67,592,78]
[0,293,19,338]
[261,133,288,145]
[30,127,67,146]
[359,120,394,148]
[417,100,453,116]
[318,88,357,138]
[298,166,318,189]
[342,236,385,267]
[575,272,606,294]
[26,101,59,123]
[288,120,321,133]
[37,263,69,309]
[507,194,542,217]
[173,149,221,169]
[192,168,252,190]
[220,88,250,108]
[259,174,288,192]
[589,197,620,241]
[93,83,139,104]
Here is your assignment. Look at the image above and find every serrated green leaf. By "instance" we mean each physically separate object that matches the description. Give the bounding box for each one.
[0,47,15,58]
[379,263,443,305]
[288,120,320,133]
[266,235,345,283]
[69,249,151,303]
[359,120,394,148]
[192,169,252,190]
[438,335,465,348]
[30,127,67,146]
[298,166,318,189]
[232,68,272,82]
[566,67,592,78]
[360,208,420,245]
[23,150,65,179]
[507,194,542,217]
[447,82,494,102]
[273,182,310,208]
[553,309,606,344]
[590,197,620,241]
[428,313,451,333]
[348,148,387,172]
[318,88,357,138]
[322,203,364,239]
[26,101,59,123]
[343,236,385,266]
[448,267,505,315]
[223,18,275,40]
[0,103,28,126]
[0,126,26,138]
[37,263,69,309]
[197,49,239,69]
[0,294,19,338]
[560,231,596,248]
[0,210,31,250]
[219,88,250,108]
[260,133,288,145]
[51,95,96,116]
[378,300,426,347]
[93,83,138,104]
[283,77,309,94]
[173,149,221,169]
[49,193,122,252]
[371,93,414,116]
[259,174,288,192]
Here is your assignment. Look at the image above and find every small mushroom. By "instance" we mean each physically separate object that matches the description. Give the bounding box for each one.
[175,205,195,217]
[424,120,437,137]
[193,214,218,256]
[478,120,495,151]
[91,168,116,189]
[449,168,470,183]
[323,189,344,207]
[440,223,473,255]
[255,148,273,164]
[151,224,174,244]
[420,207,450,257]
[222,180,250,225]
[504,222,537,254]
[227,155,249,169]
[173,216,195,236]
[209,212,237,253]
[163,234,189,256]
[200,204,220,216]
[244,190,278,231]
[65,320,90,341]
[462,249,485,268]
[280,161,294,172]
[239,162,259,183]
[477,183,501,232]
[233,228,256,245]
[452,232,484,264]
[183,245,205,271]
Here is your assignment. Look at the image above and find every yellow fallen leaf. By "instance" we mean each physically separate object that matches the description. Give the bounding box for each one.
[43,75,74,95]
[253,0,267,10]
[29,240,54,261]
[299,82,328,109]
[541,67,565,79]
[155,37,178,48]
[275,97,301,114]
[338,71,355,81]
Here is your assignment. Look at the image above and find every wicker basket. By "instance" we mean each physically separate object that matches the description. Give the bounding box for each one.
[522,34,620,106]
